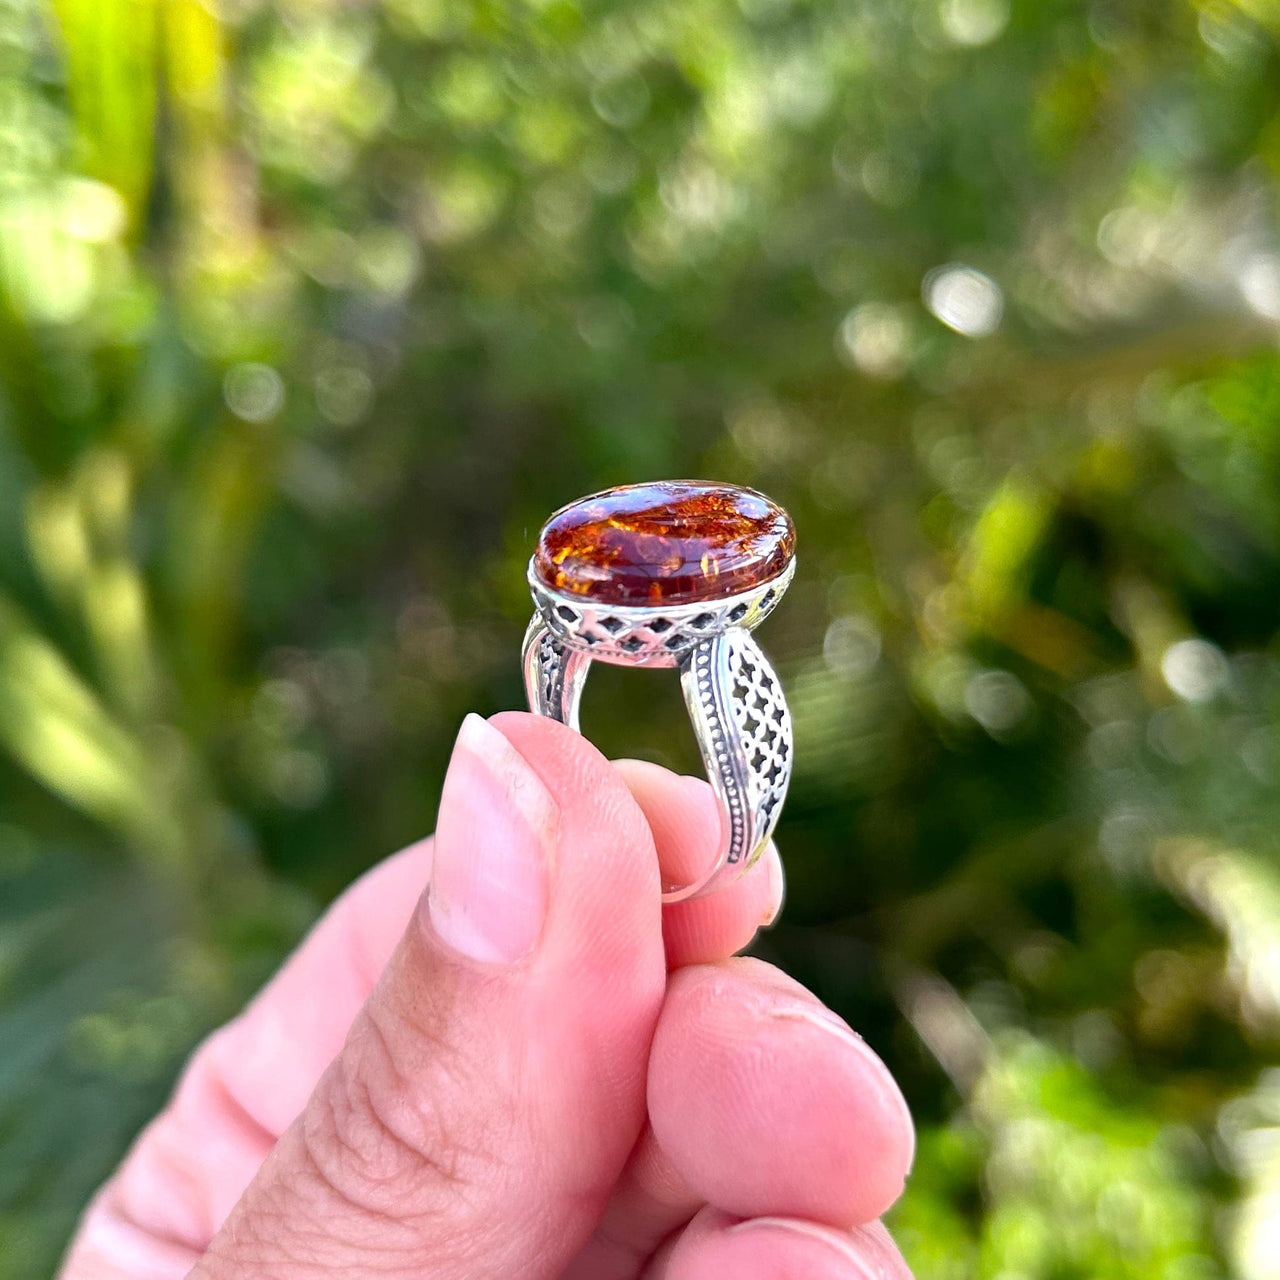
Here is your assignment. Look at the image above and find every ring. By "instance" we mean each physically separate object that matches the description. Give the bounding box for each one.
[522,480,795,902]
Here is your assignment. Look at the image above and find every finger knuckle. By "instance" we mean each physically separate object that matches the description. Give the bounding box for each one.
[300,1007,473,1223]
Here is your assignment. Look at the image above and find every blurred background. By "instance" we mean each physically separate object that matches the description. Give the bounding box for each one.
[2,0,1280,1275]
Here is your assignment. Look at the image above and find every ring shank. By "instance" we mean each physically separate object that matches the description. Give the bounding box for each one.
[522,617,793,902]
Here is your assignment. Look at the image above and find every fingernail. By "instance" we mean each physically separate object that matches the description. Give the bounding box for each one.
[770,1004,916,1170]
[426,714,559,964]
[761,842,786,928]
[726,1218,874,1273]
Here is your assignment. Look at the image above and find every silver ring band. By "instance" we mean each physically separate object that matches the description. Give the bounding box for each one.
[522,559,794,902]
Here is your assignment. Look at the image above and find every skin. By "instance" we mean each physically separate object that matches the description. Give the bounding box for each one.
[60,713,915,1280]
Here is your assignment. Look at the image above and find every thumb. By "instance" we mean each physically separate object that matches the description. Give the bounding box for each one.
[192,712,667,1280]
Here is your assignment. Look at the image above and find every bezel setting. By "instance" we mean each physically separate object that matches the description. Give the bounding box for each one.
[526,555,796,668]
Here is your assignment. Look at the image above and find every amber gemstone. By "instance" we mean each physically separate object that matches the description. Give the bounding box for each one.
[533,481,794,605]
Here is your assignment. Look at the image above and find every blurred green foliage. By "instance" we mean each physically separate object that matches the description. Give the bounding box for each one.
[3,0,1280,1275]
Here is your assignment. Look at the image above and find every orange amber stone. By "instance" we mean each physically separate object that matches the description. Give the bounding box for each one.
[534,481,794,605]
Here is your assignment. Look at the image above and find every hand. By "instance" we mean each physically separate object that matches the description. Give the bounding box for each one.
[60,712,915,1279]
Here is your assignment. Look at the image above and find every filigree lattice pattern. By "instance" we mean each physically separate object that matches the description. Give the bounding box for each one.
[724,634,792,839]
[530,559,794,667]
[534,629,565,716]
[685,631,792,866]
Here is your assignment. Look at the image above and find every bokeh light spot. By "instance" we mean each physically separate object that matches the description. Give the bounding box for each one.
[939,0,1010,47]
[1161,639,1229,704]
[823,615,882,680]
[1239,254,1280,323]
[224,363,285,422]
[923,264,1004,337]
[965,669,1032,736]
[838,302,913,377]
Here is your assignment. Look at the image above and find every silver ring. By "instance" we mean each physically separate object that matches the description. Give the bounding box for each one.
[521,481,795,902]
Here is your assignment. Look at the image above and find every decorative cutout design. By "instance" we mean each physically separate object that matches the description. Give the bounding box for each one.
[686,632,792,866]
[536,629,565,717]
[722,633,792,850]
[529,557,795,668]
